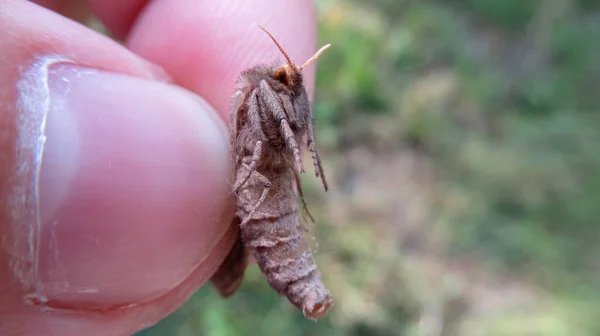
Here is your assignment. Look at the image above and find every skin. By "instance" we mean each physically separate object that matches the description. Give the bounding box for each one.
[0,0,317,335]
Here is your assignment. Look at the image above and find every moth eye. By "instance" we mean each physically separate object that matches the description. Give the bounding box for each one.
[274,68,288,84]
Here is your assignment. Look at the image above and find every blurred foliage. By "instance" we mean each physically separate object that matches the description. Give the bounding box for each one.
[136,0,600,335]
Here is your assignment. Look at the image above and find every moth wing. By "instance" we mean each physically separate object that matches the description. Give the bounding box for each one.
[209,218,249,298]
[229,90,246,173]
[229,90,246,138]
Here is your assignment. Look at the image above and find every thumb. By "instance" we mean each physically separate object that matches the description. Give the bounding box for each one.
[1,59,236,334]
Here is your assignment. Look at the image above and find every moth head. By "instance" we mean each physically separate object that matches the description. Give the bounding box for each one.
[259,25,330,89]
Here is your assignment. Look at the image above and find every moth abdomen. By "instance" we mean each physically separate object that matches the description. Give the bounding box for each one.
[234,166,332,319]
[241,214,332,320]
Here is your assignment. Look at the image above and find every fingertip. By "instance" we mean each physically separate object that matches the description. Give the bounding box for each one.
[10,61,232,309]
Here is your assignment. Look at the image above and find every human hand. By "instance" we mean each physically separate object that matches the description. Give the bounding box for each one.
[0,0,317,335]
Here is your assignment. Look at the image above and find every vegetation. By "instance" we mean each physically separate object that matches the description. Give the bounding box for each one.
[136,0,600,335]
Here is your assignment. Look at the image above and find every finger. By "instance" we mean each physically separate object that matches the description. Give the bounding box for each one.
[0,0,168,80]
[30,0,145,36]
[87,0,148,40]
[92,0,319,121]
[30,0,92,23]
[1,1,235,335]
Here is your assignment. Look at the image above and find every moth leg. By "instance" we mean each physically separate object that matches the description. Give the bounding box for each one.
[233,140,263,195]
[247,90,267,141]
[240,169,272,227]
[307,122,329,191]
[294,168,315,223]
[258,80,304,173]
[280,119,305,173]
[278,92,297,124]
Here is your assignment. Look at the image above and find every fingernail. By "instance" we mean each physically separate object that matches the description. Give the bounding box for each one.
[14,58,232,308]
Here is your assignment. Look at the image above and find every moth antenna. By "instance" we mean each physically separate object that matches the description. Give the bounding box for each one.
[258,25,294,68]
[299,44,331,70]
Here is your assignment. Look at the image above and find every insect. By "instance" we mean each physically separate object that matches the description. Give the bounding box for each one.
[209,26,333,320]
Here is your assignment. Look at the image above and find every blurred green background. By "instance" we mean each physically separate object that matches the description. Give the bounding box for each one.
[133,0,600,335]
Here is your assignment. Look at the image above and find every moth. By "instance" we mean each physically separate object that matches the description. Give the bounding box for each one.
[209,26,333,320]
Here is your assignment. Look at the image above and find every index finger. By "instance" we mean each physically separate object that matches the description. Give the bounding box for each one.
[91,0,318,120]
